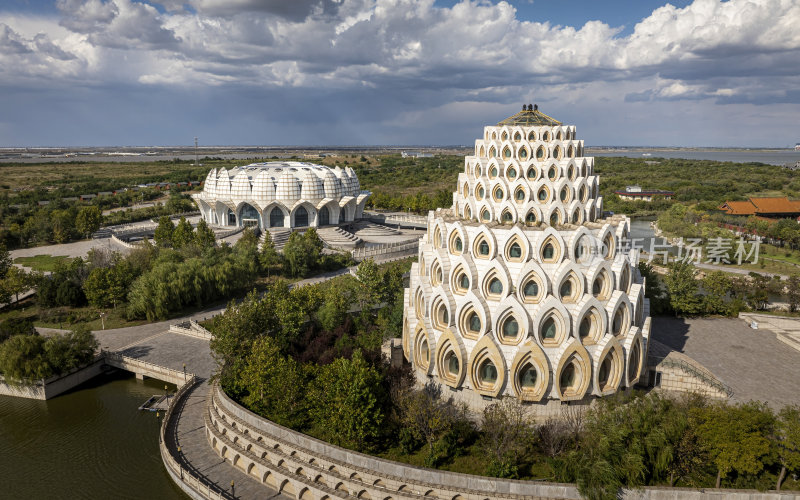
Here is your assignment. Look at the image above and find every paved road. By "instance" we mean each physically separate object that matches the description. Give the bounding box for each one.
[9,237,129,263]
[652,316,800,409]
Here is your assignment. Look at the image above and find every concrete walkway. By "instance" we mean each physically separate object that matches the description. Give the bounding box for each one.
[166,382,288,500]
[652,316,800,409]
[9,237,129,262]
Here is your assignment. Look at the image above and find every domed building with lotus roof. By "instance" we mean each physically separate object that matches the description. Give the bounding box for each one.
[192,162,370,230]
[402,105,651,414]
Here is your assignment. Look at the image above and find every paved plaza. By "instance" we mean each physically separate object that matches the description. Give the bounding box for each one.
[652,316,800,409]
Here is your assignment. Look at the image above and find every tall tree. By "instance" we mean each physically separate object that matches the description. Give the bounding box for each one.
[194,218,216,248]
[701,271,731,315]
[787,275,800,313]
[775,405,800,491]
[0,244,12,277]
[395,380,466,465]
[240,336,307,428]
[309,350,385,451]
[258,231,281,277]
[171,216,194,249]
[153,216,175,248]
[2,266,31,303]
[690,401,775,488]
[664,261,703,316]
[480,397,536,478]
[75,205,103,239]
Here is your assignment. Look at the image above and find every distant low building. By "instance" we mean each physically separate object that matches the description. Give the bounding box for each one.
[614,185,674,202]
[795,143,800,151]
[719,196,800,219]
[401,151,433,158]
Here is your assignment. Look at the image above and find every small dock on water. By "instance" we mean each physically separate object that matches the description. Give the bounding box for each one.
[138,393,173,412]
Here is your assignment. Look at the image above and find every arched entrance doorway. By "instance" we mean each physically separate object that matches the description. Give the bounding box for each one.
[227,209,236,226]
[319,206,330,226]
[239,203,260,229]
[295,206,309,227]
[269,207,285,228]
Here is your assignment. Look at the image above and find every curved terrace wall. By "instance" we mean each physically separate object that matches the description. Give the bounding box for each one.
[202,384,800,500]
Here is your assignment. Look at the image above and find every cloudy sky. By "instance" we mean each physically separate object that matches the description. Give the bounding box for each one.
[0,0,798,147]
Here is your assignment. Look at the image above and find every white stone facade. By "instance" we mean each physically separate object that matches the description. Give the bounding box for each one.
[402,106,651,411]
[192,162,370,230]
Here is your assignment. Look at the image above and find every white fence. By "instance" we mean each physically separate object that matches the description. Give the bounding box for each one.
[352,239,420,261]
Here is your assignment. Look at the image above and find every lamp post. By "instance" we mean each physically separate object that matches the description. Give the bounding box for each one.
[156,411,161,443]
[183,363,186,382]
[230,480,235,497]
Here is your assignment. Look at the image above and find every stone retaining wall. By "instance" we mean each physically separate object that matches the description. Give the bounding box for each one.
[111,233,142,249]
[206,384,799,500]
[169,320,213,341]
[0,357,106,400]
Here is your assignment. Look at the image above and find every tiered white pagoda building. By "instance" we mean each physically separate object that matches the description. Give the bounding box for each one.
[402,105,650,413]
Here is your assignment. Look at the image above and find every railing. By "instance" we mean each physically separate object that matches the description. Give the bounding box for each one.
[659,355,733,397]
[110,234,142,249]
[169,320,213,341]
[103,351,192,386]
[352,239,420,261]
[214,226,245,240]
[159,377,230,500]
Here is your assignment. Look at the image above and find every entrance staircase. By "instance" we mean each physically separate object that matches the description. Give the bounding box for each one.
[317,226,362,250]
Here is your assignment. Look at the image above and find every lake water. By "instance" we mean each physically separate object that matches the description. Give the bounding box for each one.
[0,373,187,500]
[591,149,800,166]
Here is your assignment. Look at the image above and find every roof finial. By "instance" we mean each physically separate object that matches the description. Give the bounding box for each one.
[522,104,527,111]
[534,104,538,111]
[527,104,532,111]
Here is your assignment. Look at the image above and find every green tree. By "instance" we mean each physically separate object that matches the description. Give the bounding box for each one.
[194,218,216,248]
[664,261,703,316]
[51,209,74,244]
[83,258,135,309]
[235,227,259,253]
[153,216,175,248]
[0,244,11,277]
[283,228,324,277]
[355,258,382,312]
[258,231,281,277]
[43,326,98,374]
[240,336,307,428]
[701,271,731,315]
[309,350,385,451]
[557,393,692,499]
[775,405,800,490]
[208,290,271,392]
[746,273,771,310]
[0,334,50,382]
[316,276,356,331]
[480,397,536,478]
[690,401,775,488]
[396,380,466,466]
[787,275,800,313]
[2,266,31,303]
[637,262,670,314]
[75,205,103,238]
[171,216,194,249]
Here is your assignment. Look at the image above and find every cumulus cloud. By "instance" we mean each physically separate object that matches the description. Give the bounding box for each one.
[0,0,798,145]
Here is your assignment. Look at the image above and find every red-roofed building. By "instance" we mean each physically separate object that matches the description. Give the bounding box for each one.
[719,196,800,219]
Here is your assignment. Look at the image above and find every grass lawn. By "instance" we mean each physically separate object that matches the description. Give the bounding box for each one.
[14,255,75,272]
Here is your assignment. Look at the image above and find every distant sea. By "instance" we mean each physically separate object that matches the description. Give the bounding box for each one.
[589,149,800,166]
